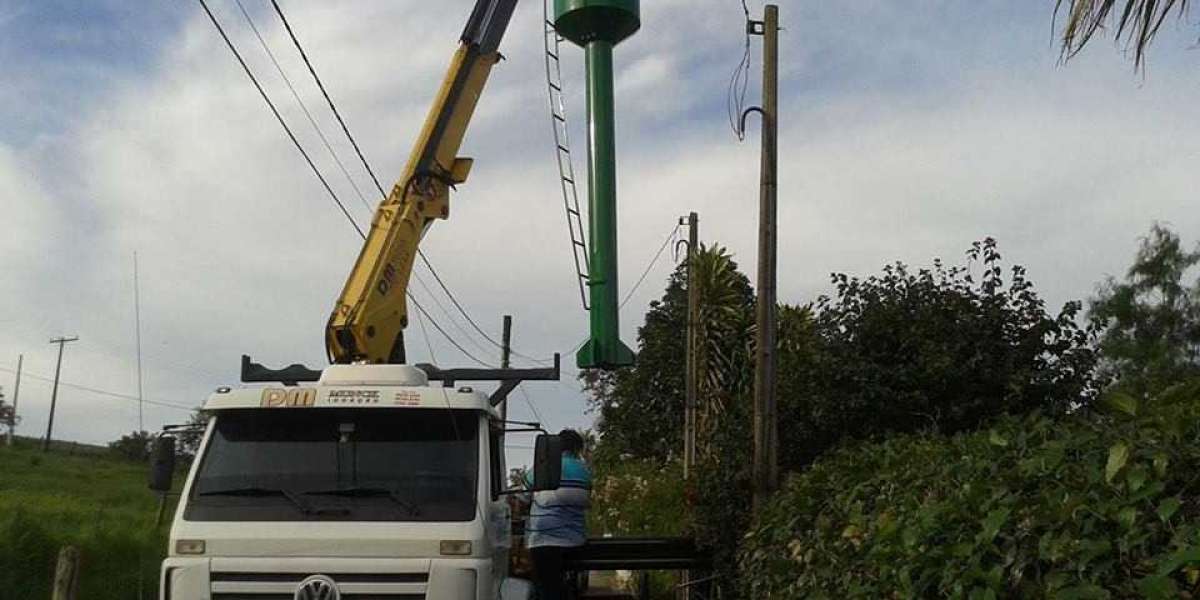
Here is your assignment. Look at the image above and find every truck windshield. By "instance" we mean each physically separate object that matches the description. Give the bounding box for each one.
[185,408,479,522]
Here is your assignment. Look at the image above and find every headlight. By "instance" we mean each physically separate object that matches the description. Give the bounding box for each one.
[439,540,472,556]
[175,539,206,555]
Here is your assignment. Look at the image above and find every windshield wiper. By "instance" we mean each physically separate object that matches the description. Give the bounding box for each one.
[304,486,421,516]
[197,486,348,516]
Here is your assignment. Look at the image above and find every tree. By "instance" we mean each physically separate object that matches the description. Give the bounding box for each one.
[786,238,1099,468]
[582,244,754,465]
[1056,0,1193,67]
[1090,223,1200,397]
[108,430,154,462]
[177,409,209,462]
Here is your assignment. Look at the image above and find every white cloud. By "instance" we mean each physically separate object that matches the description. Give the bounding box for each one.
[3,0,1199,458]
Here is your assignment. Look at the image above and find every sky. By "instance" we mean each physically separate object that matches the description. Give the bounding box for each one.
[1,1,1198,465]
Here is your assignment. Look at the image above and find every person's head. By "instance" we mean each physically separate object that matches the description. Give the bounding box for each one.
[558,429,584,457]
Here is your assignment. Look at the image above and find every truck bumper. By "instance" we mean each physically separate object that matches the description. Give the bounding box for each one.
[160,556,495,599]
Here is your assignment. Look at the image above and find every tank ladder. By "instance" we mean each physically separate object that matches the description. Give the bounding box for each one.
[544,0,591,310]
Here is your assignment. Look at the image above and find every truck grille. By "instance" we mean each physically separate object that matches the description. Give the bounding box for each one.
[211,571,428,599]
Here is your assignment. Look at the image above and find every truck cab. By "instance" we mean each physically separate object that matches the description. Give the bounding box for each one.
[154,363,551,600]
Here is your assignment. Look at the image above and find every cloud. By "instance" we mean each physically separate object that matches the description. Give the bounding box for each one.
[2,0,1198,460]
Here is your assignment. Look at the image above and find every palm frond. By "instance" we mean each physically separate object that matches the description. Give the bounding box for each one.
[1055,0,1190,67]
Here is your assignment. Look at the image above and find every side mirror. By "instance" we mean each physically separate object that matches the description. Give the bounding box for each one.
[531,434,562,492]
[148,436,176,493]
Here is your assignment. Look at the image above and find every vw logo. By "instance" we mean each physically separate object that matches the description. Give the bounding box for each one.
[294,574,340,600]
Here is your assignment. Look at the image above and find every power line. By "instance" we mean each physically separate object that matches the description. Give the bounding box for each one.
[207,0,543,370]
[233,0,375,215]
[417,251,553,365]
[266,0,542,365]
[0,366,196,412]
[560,223,683,358]
[407,292,497,368]
[620,224,683,309]
[518,387,548,429]
[269,0,388,199]
[196,0,365,239]
[411,272,500,359]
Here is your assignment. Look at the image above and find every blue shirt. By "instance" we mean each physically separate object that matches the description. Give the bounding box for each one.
[524,454,591,548]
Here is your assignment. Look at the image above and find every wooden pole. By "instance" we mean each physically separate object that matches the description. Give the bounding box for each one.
[7,354,21,446]
[683,212,699,479]
[51,546,81,600]
[500,315,512,423]
[752,4,780,511]
[44,336,79,452]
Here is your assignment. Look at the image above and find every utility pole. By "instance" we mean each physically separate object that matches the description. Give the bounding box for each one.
[6,354,21,447]
[499,315,512,423]
[134,251,145,432]
[683,212,699,479]
[751,4,780,511]
[44,336,79,452]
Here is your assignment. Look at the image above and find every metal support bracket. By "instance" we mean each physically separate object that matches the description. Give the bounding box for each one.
[240,354,560,407]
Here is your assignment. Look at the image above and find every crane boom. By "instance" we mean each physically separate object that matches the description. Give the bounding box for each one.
[327,0,518,364]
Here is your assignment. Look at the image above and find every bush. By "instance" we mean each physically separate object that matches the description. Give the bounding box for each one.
[786,238,1099,470]
[588,459,690,600]
[741,380,1200,598]
[108,430,154,462]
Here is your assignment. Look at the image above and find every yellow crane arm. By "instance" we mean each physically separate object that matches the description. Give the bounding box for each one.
[326,0,517,364]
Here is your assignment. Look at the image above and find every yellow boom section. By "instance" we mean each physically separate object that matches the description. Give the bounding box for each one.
[326,2,514,364]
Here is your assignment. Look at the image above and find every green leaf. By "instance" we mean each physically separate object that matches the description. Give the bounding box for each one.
[1117,506,1138,529]
[989,429,1008,447]
[1126,465,1147,493]
[1100,392,1139,418]
[1156,497,1182,523]
[1152,453,1169,478]
[979,508,1010,543]
[1055,584,1110,599]
[1136,575,1179,599]
[1105,442,1130,484]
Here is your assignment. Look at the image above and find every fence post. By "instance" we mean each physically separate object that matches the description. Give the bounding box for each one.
[51,546,81,600]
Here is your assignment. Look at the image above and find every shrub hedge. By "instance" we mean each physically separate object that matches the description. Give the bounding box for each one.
[741,381,1200,598]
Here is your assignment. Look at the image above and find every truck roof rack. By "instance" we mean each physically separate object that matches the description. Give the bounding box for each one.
[239,354,561,407]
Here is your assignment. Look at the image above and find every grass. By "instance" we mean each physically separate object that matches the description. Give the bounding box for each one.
[0,438,174,600]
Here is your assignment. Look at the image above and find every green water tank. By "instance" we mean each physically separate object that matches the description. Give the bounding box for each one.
[553,0,640,47]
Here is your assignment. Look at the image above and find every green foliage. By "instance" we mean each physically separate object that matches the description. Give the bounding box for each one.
[741,380,1200,598]
[1090,224,1200,398]
[583,244,754,465]
[108,429,154,462]
[0,441,171,599]
[587,238,1099,598]
[587,459,689,599]
[589,459,689,538]
[789,237,1099,469]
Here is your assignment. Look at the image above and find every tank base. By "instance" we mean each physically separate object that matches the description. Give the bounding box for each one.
[576,337,635,369]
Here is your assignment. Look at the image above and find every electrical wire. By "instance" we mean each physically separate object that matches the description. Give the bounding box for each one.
[202,0,503,369]
[561,223,685,358]
[269,0,389,199]
[417,251,554,365]
[517,386,549,430]
[0,366,196,412]
[234,0,375,215]
[196,0,365,239]
[411,273,501,359]
[407,292,498,368]
[728,0,753,141]
[267,0,550,366]
[620,224,683,309]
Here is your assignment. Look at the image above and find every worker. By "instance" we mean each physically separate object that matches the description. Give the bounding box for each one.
[525,429,591,600]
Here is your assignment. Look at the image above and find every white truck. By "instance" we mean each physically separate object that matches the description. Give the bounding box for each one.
[150,361,563,600]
